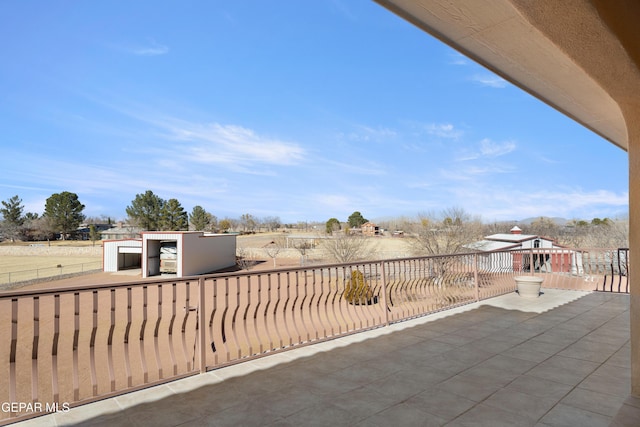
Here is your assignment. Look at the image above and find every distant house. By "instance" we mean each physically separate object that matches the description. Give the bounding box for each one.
[465,226,578,274]
[361,222,380,236]
[76,223,112,240]
[100,222,144,240]
[465,226,559,251]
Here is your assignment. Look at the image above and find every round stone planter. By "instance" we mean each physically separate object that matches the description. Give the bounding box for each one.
[515,276,543,298]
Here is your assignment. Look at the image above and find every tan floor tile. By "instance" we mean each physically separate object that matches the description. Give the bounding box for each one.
[282,400,363,427]
[506,375,573,401]
[561,387,627,417]
[526,355,600,386]
[475,354,538,375]
[484,388,557,421]
[437,374,504,402]
[557,339,622,363]
[404,388,476,421]
[359,402,446,427]
[446,402,535,427]
[540,403,611,427]
[578,373,631,398]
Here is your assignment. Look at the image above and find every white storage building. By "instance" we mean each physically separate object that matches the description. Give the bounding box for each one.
[103,239,143,272]
[103,232,237,278]
[141,232,237,278]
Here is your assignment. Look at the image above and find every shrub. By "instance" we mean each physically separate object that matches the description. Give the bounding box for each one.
[343,270,376,305]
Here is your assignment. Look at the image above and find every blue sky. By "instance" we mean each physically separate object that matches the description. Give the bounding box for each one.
[0,1,629,224]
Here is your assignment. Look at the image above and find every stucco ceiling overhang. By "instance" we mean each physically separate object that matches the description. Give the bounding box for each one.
[375,0,640,151]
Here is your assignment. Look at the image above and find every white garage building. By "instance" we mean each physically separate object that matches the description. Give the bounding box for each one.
[103,239,143,272]
[103,232,237,278]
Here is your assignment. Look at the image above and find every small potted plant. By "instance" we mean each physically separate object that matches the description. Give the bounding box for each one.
[514,275,544,298]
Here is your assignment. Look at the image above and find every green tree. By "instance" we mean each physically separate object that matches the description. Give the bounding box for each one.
[1,195,24,225]
[591,217,611,226]
[347,211,368,228]
[189,205,211,231]
[24,212,39,221]
[326,218,341,234]
[44,191,85,239]
[126,190,165,231]
[0,195,25,241]
[160,198,188,231]
[89,224,101,246]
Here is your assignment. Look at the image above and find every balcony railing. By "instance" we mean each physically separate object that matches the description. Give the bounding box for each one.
[0,247,628,424]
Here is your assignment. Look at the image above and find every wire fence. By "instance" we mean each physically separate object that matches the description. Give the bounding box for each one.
[0,261,103,287]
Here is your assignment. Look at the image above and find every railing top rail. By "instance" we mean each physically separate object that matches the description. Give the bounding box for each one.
[0,253,471,298]
[505,247,624,253]
[0,277,203,299]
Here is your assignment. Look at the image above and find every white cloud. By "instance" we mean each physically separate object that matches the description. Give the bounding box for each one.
[455,138,516,161]
[471,74,508,88]
[448,52,469,66]
[439,164,514,182]
[110,39,169,56]
[479,138,516,157]
[341,125,397,143]
[102,105,307,172]
[425,123,463,140]
[546,189,629,209]
[312,194,352,209]
[171,123,306,167]
[449,185,628,221]
[330,0,357,21]
[322,159,386,176]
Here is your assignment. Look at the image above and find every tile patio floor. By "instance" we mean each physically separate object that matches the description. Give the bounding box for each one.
[11,289,640,426]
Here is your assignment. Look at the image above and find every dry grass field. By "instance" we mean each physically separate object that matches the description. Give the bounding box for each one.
[0,255,101,272]
[0,242,103,286]
[237,231,415,263]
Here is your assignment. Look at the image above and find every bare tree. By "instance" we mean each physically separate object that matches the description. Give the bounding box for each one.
[264,236,286,267]
[561,217,628,248]
[240,213,257,232]
[262,216,281,232]
[236,246,255,270]
[410,207,483,256]
[321,233,377,263]
[608,218,629,248]
[523,217,560,240]
[482,221,518,237]
[26,216,55,245]
[292,239,314,265]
